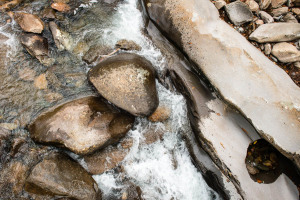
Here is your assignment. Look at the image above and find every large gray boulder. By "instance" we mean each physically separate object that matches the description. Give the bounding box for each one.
[28,96,134,155]
[88,53,158,117]
[144,19,299,200]
[142,0,300,175]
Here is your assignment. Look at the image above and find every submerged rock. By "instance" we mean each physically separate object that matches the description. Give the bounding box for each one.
[271,42,300,63]
[88,53,158,117]
[249,23,300,42]
[14,13,44,34]
[49,21,73,51]
[25,152,101,200]
[28,96,135,155]
[115,39,142,51]
[225,1,253,25]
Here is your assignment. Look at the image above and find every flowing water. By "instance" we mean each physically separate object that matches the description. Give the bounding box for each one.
[0,0,221,199]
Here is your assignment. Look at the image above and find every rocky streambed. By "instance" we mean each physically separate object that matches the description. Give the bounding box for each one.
[0,0,299,199]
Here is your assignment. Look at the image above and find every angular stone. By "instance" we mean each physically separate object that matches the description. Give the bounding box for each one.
[214,0,226,10]
[225,1,253,25]
[249,23,300,42]
[25,152,101,200]
[260,0,271,9]
[49,21,73,51]
[271,7,289,17]
[51,2,70,12]
[245,0,259,12]
[283,13,298,23]
[271,42,300,63]
[14,13,44,33]
[28,96,134,155]
[143,0,300,174]
[88,53,159,117]
[259,11,274,23]
[271,0,287,8]
[20,33,49,63]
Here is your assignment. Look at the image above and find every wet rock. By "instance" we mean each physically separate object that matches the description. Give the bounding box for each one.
[259,0,271,9]
[88,53,158,117]
[0,128,10,166]
[49,21,73,51]
[225,1,253,25]
[249,23,300,42]
[148,106,171,122]
[34,74,47,90]
[214,0,226,10]
[271,7,289,17]
[42,8,56,20]
[115,39,142,51]
[143,18,298,199]
[245,0,259,12]
[83,44,114,64]
[28,96,134,155]
[259,11,274,23]
[25,152,101,200]
[51,2,71,12]
[0,0,22,11]
[14,13,44,34]
[264,43,272,55]
[143,0,300,174]
[283,13,298,23]
[84,145,128,175]
[271,42,300,63]
[20,33,51,64]
[19,67,36,81]
[271,0,287,8]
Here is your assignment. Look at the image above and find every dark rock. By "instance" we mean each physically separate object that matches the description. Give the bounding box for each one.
[225,1,254,25]
[14,13,44,33]
[115,39,142,51]
[42,8,56,20]
[83,44,114,64]
[28,96,135,155]
[20,33,53,65]
[25,152,102,200]
[88,53,158,117]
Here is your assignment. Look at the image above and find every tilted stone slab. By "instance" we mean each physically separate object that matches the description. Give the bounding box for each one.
[143,0,300,170]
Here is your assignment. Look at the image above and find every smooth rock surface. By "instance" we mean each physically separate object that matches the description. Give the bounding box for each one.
[249,23,300,42]
[14,13,44,33]
[28,96,134,155]
[271,42,300,63]
[260,0,271,9]
[225,1,253,25]
[25,152,101,200]
[143,19,299,200]
[264,43,272,55]
[283,13,298,23]
[271,7,289,16]
[214,0,226,10]
[245,0,259,12]
[88,53,158,117]
[271,0,287,8]
[143,0,300,172]
[259,11,274,23]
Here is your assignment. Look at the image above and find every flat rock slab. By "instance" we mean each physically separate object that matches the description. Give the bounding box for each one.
[28,96,135,155]
[143,0,300,171]
[144,20,299,200]
[225,1,253,26]
[25,152,101,200]
[88,53,158,117]
[249,23,300,43]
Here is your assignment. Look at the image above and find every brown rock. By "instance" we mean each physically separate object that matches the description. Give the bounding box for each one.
[14,13,44,34]
[28,96,135,155]
[0,0,23,11]
[42,8,56,19]
[25,152,102,200]
[260,0,271,9]
[271,7,289,16]
[115,39,142,51]
[83,44,114,64]
[88,53,159,117]
[271,0,287,8]
[34,74,47,90]
[51,2,71,12]
[148,106,171,122]
[84,146,128,175]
